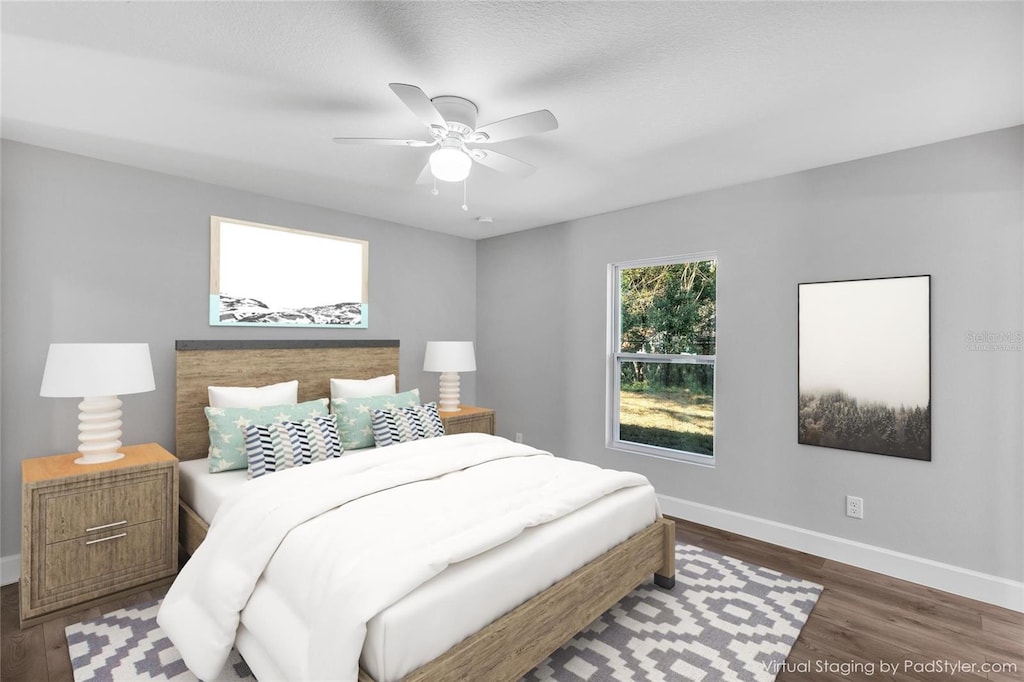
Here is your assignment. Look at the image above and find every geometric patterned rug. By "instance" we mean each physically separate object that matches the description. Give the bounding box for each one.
[525,544,822,681]
[66,599,252,681]
[66,543,821,682]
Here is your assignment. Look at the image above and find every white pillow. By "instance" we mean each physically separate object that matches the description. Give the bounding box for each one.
[208,380,299,408]
[330,374,396,399]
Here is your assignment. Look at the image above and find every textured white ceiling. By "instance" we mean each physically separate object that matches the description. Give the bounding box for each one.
[2,1,1021,239]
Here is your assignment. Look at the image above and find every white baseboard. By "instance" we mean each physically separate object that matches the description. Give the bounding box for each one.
[1,553,20,586]
[659,494,1024,613]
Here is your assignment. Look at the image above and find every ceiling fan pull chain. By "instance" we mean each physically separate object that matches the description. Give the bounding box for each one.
[462,179,469,211]
[431,176,439,197]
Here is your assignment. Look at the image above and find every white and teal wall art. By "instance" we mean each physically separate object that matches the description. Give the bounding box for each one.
[210,216,369,328]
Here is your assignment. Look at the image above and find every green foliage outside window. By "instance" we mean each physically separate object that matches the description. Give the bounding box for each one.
[616,259,717,457]
[620,261,717,355]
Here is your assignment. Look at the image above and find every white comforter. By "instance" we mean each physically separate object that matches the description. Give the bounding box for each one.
[157,433,651,681]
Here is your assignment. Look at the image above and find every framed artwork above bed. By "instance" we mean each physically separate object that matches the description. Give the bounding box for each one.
[210,216,369,328]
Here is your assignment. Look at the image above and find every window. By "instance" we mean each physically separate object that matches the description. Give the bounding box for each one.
[608,253,717,465]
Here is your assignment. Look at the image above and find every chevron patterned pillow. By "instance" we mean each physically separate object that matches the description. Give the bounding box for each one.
[370,402,445,447]
[243,414,343,478]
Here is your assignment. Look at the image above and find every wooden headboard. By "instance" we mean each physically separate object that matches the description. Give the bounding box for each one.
[174,339,400,461]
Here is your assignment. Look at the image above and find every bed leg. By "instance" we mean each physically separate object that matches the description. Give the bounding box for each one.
[654,517,676,590]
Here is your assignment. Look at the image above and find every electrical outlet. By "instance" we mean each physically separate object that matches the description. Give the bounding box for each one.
[846,495,864,519]
[515,432,523,443]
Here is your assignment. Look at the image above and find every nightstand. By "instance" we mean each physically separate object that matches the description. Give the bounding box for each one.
[440,405,495,435]
[20,442,178,627]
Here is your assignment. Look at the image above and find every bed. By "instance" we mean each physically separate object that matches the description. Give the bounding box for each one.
[167,339,676,682]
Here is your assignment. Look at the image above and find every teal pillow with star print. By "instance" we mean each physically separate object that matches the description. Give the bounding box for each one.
[331,389,420,450]
[205,398,329,473]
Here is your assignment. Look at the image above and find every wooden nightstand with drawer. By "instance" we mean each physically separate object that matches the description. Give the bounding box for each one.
[20,442,178,627]
[440,405,495,435]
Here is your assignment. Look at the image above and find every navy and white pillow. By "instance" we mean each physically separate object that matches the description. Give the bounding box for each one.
[244,414,343,478]
[371,402,445,448]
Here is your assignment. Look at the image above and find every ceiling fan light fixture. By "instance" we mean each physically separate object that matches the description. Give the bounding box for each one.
[429,144,472,183]
[333,84,558,186]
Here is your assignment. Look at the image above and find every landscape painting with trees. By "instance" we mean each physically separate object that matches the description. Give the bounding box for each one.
[798,275,931,461]
[616,259,716,457]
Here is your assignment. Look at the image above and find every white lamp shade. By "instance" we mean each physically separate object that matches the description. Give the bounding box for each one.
[40,343,155,397]
[429,147,472,183]
[423,341,476,372]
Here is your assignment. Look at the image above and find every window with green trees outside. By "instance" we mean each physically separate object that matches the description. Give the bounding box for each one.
[609,254,717,464]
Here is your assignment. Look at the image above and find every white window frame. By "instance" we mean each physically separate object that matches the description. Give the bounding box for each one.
[607,252,717,467]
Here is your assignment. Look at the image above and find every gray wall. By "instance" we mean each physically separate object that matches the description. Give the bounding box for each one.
[477,127,1023,581]
[0,140,477,559]
[3,129,1021,581]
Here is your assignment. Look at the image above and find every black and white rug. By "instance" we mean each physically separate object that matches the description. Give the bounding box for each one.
[66,543,821,681]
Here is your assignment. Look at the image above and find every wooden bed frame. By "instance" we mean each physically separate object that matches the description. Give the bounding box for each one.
[174,339,676,682]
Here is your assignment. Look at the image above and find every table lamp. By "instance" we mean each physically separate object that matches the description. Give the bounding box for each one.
[40,343,156,464]
[423,341,476,412]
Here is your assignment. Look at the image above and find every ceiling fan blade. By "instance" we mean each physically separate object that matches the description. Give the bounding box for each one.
[333,137,435,147]
[389,83,448,132]
[470,149,536,178]
[471,110,558,143]
[415,161,434,185]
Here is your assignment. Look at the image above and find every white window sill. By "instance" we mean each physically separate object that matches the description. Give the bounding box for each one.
[608,440,716,468]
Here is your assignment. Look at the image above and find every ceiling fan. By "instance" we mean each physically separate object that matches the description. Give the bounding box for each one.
[333,83,558,184]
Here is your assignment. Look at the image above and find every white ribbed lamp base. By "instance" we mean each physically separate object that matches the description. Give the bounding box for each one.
[75,395,125,465]
[437,372,462,413]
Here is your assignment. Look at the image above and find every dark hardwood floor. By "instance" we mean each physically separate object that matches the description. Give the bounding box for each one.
[2,519,1021,681]
[675,521,1023,682]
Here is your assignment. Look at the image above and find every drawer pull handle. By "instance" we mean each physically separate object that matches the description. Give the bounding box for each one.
[85,520,127,533]
[85,533,127,546]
